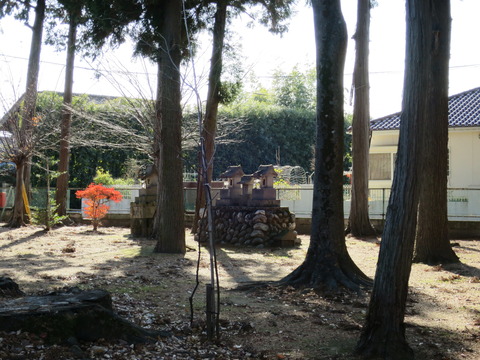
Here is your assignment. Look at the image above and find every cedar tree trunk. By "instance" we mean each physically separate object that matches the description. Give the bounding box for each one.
[56,11,78,217]
[280,0,371,292]
[193,0,228,233]
[347,0,376,237]
[413,0,458,265]
[356,1,441,358]
[153,0,186,254]
[9,0,45,227]
[10,160,26,228]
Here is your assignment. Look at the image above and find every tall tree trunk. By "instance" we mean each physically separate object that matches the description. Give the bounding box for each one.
[153,0,185,254]
[55,11,78,217]
[280,0,370,292]
[10,160,26,228]
[193,0,228,234]
[356,1,442,358]
[413,0,458,265]
[9,0,45,227]
[347,0,376,237]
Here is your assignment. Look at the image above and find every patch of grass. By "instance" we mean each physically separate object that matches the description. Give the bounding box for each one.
[118,246,155,257]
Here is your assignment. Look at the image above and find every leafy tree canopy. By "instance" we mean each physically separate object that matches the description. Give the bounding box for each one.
[272,65,316,110]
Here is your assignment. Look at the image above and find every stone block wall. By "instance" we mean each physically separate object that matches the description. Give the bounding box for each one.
[197,206,299,247]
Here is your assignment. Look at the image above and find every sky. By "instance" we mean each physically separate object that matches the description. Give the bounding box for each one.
[1,0,480,118]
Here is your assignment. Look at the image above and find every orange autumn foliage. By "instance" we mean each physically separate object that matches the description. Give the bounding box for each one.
[75,183,123,231]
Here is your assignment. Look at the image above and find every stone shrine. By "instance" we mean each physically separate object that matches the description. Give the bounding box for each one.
[130,164,157,237]
[198,164,299,247]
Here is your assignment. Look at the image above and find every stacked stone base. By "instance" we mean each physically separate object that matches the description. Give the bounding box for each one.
[197,206,300,248]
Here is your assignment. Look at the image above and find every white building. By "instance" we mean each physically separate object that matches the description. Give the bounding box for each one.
[369,87,480,221]
[369,87,480,189]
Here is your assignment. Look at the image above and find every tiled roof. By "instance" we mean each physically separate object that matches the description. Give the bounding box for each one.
[370,87,480,131]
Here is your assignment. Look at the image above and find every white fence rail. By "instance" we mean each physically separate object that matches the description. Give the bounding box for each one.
[277,185,480,221]
[1,185,479,221]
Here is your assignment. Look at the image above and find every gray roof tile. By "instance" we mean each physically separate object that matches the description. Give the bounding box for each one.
[370,87,480,131]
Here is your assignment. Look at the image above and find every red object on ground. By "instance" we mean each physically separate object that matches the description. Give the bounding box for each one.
[0,192,6,207]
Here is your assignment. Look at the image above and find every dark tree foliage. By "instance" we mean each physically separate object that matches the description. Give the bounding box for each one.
[184,105,316,178]
[79,0,201,60]
[29,92,146,189]
[182,102,353,180]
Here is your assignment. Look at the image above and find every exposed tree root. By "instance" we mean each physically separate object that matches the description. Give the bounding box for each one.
[413,250,460,266]
[234,254,372,295]
[344,223,378,238]
[356,324,415,360]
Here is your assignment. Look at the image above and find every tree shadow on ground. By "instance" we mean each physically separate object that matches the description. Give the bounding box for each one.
[441,241,480,278]
[214,246,296,285]
[0,228,47,252]
[442,261,480,278]
[0,225,478,359]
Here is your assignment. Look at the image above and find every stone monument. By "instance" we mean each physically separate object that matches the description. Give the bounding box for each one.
[198,164,299,247]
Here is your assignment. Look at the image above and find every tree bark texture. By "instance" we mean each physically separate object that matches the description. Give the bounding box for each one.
[280,0,370,292]
[356,1,438,358]
[56,10,78,217]
[153,0,186,254]
[22,0,46,205]
[10,158,26,228]
[10,0,45,227]
[414,0,459,265]
[347,0,376,237]
[193,0,228,234]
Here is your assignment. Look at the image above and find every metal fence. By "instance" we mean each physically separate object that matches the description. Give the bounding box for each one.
[278,186,480,221]
[1,185,479,221]
[0,185,141,215]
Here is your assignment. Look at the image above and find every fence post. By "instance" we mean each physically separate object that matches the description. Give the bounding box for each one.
[382,188,386,221]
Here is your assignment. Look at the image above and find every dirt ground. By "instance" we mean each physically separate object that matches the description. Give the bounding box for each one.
[0,223,479,359]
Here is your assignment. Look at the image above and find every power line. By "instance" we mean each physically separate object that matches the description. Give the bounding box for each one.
[2,52,480,78]
[0,53,156,77]
[256,63,480,78]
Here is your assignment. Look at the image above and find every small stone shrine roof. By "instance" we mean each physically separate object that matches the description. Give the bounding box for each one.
[220,165,245,179]
[238,175,255,184]
[253,164,277,178]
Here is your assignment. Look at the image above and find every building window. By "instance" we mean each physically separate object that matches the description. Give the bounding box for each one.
[369,153,392,180]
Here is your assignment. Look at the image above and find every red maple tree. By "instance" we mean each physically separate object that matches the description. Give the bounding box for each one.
[75,183,123,231]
